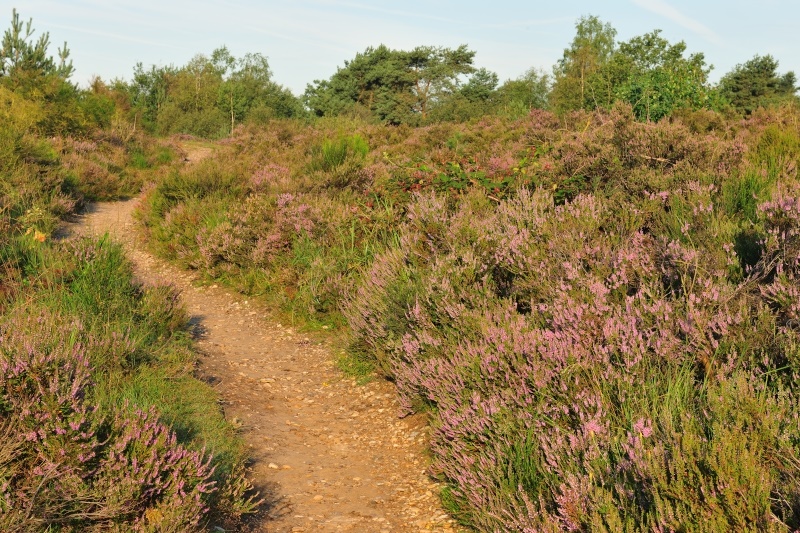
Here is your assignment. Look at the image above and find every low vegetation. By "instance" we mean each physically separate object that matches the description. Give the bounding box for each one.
[1,10,257,530]
[140,102,800,529]
[0,234,257,530]
[5,4,800,531]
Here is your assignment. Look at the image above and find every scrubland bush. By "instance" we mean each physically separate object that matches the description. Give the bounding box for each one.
[0,127,178,241]
[142,105,800,529]
[1,92,256,529]
[0,234,257,530]
[0,12,260,529]
[344,106,800,529]
[53,133,178,201]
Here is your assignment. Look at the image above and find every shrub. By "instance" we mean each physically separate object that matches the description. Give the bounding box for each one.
[345,178,800,529]
[0,317,218,530]
[138,105,800,529]
[0,235,257,530]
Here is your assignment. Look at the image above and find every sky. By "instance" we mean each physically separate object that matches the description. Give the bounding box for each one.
[8,0,800,95]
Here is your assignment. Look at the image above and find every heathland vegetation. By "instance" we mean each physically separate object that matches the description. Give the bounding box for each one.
[4,6,800,531]
[0,9,257,531]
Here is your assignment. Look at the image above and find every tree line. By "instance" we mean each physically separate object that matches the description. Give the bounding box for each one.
[118,46,304,137]
[3,9,798,139]
[302,15,797,125]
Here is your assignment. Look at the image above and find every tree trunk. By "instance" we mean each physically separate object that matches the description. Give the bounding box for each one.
[230,92,235,135]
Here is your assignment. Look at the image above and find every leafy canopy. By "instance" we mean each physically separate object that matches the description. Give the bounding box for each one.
[122,46,303,137]
[551,16,717,121]
[719,54,799,114]
[608,30,715,121]
[550,15,617,113]
[304,44,477,124]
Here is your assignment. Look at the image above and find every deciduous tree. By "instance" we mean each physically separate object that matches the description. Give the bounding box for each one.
[496,67,550,117]
[124,46,302,137]
[128,62,175,130]
[550,15,616,113]
[551,16,718,121]
[608,30,715,121]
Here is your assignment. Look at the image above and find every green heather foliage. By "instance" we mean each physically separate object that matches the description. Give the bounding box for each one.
[0,236,257,530]
[142,104,800,530]
[0,14,258,525]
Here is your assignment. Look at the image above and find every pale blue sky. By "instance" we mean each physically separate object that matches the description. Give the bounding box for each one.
[8,1,800,94]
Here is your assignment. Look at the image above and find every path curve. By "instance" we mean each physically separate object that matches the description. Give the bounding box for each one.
[66,198,460,531]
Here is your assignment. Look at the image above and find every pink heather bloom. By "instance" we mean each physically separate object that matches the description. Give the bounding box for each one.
[633,418,653,439]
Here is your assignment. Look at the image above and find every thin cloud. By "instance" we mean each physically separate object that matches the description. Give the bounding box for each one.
[242,24,354,56]
[632,0,723,45]
[41,22,190,51]
[312,0,464,25]
[483,17,574,30]
[312,0,569,30]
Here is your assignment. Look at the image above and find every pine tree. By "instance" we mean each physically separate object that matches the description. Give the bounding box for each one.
[719,55,798,114]
[0,8,73,81]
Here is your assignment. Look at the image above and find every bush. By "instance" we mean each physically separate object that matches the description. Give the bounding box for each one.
[139,106,800,529]
[0,324,216,530]
[341,106,800,529]
[344,180,800,529]
[0,236,257,530]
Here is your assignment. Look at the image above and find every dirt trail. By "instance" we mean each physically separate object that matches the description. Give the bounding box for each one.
[66,149,460,532]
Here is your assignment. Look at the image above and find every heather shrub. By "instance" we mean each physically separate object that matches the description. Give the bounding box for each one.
[139,106,783,329]
[0,235,257,530]
[345,178,800,529]
[51,131,178,202]
[250,163,292,192]
[0,134,76,236]
[141,120,408,325]
[306,134,372,191]
[196,192,316,274]
[0,111,176,245]
[137,106,800,528]
[759,184,800,287]
[145,162,245,221]
[308,134,369,172]
[525,105,747,206]
[0,317,219,531]
[137,158,248,264]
